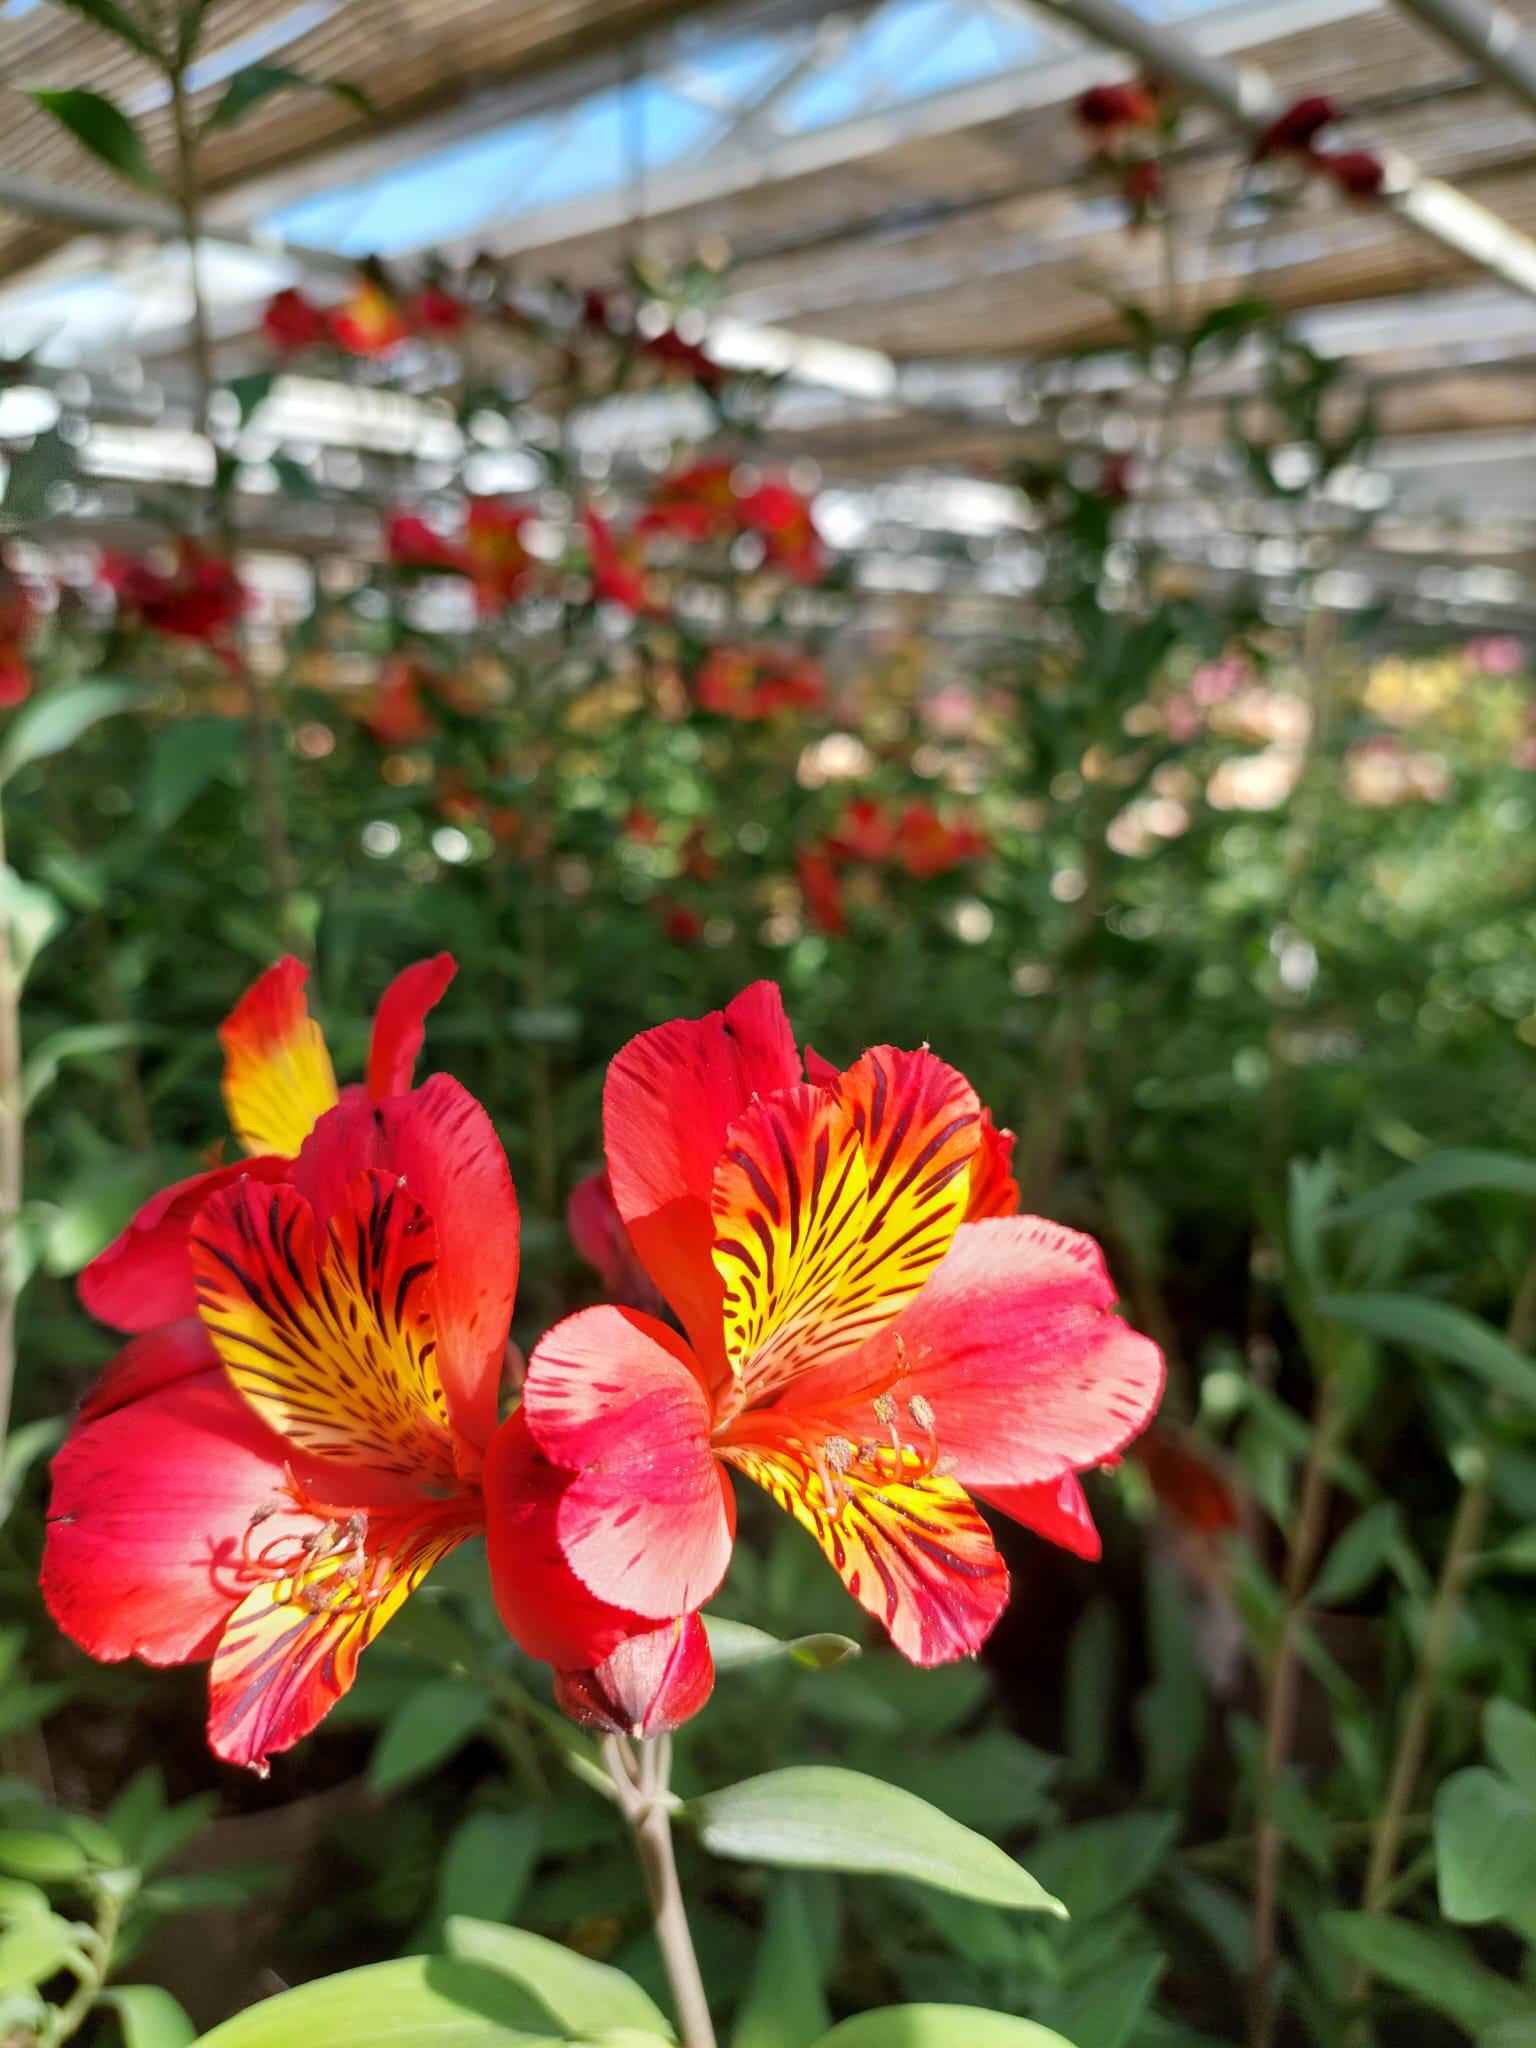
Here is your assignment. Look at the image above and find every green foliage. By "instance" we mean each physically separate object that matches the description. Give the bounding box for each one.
[27,88,160,190]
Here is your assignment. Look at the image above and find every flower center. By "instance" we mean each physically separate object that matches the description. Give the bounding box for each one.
[232,1489,384,1617]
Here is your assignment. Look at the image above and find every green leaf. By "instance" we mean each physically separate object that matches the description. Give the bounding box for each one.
[369,1679,489,1794]
[1311,1502,1401,1606]
[1325,1912,1529,2033]
[812,2010,1077,2047]
[27,90,160,191]
[227,372,275,427]
[429,1814,541,1941]
[0,1829,90,1882]
[192,1956,564,2045]
[45,0,160,60]
[1,424,78,527]
[1332,1150,1536,1227]
[1487,1700,1536,1800]
[0,679,148,785]
[102,1984,198,2048]
[705,1618,860,1674]
[0,1418,63,1524]
[202,64,372,133]
[24,1022,150,1111]
[732,1878,831,2048]
[1435,1768,1536,1924]
[1024,1812,1178,1923]
[1317,1293,1536,1407]
[690,1768,1065,1915]
[0,1913,83,1991]
[445,1919,672,2039]
[0,867,64,982]
[146,716,246,830]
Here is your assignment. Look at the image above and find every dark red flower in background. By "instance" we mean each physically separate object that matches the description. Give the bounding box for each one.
[104,542,245,647]
[262,286,331,355]
[1253,94,1338,159]
[0,557,37,707]
[642,326,726,389]
[796,840,847,936]
[1076,80,1160,133]
[1315,148,1386,199]
[695,645,826,721]
[583,507,655,615]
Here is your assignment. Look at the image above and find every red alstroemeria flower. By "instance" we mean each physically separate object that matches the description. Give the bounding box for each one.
[1135,1424,1239,1538]
[639,460,741,546]
[366,655,439,746]
[0,558,37,708]
[796,841,847,937]
[261,286,330,354]
[739,479,826,584]
[105,542,245,646]
[891,801,989,879]
[79,954,456,1336]
[1313,147,1385,200]
[44,1071,520,1772]
[696,645,826,721]
[583,507,658,616]
[830,796,900,865]
[331,279,410,355]
[385,512,467,575]
[1252,93,1338,160]
[487,985,1163,1694]
[1076,80,1159,133]
[407,284,468,337]
[463,499,536,613]
[642,326,726,390]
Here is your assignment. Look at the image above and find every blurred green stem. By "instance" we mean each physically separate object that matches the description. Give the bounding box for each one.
[43,1872,127,2046]
[602,1733,716,2048]
[0,801,19,1452]
[165,46,300,947]
[1248,1371,1344,2048]
[1348,1248,1536,2012]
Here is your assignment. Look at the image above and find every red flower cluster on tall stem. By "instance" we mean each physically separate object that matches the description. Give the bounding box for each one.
[640,462,826,584]
[262,274,469,359]
[385,501,537,614]
[1075,76,1166,222]
[1252,95,1385,201]
[486,984,1163,1721]
[695,644,826,721]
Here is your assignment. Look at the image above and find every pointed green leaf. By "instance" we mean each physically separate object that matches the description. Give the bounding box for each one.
[1325,1913,1529,2033]
[705,1618,860,1674]
[732,1878,831,2048]
[812,2010,1077,2047]
[1486,1700,1536,1800]
[690,1767,1064,1914]
[369,1680,489,1795]
[446,1918,673,2038]
[146,715,245,829]
[27,90,160,191]
[1317,1294,1536,1407]
[0,1913,84,1992]
[101,1984,197,2048]
[192,1956,563,2045]
[1331,1150,1536,1227]
[1311,1502,1401,1607]
[1435,1768,1536,1924]
[202,64,373,133]
[0,679,148,785]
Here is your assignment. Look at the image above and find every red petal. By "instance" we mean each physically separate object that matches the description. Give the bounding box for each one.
[291,1076,519,1456]
[977,1472,1102,1560]
[522,1306,733,1621]
[712,1049,978,1402]
[566,1168,664,1313]
[207,1504,471,1773]
[554,1614,714,1737]
[219,958,339,1159]
[365,954,456,1099]
[484,1409,654,1668]
[190,1171,458,1504]
[723,1438,1008,1664]
[830,1217,1164,1488]
[965,1111,1021,1221]
[603,983,799,1372]
[78,1156,289,1334]
[42,1330,293,1667]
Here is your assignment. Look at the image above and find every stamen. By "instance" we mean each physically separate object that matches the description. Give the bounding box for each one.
[908,1394,935,1432]
[871,1394,897,1425]
[824,1435,856,1473]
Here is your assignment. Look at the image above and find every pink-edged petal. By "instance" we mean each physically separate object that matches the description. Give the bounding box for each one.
[977,1472,1102,1560]
[799,1216,1164,1488]
[603,982,800,1371]
[43,1327,294,1666]
[521,1306,734,1621]
[484,1409,655,1669]
[78,1156,289,1334]
[219,957,339,1159]
[554,1615,714,1737]
[291,1075,519,1457]
[365,954,456,1099]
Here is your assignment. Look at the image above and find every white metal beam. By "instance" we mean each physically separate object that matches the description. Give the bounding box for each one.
[1017,0,1536,299]
[1391,0,1536,118]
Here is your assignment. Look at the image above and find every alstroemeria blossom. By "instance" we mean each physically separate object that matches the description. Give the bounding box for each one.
[44,1071,521,1772]
[80,954,455,1335]
[490,984,1163,1686]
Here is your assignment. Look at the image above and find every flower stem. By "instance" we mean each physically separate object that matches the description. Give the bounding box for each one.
[0,799,22,1455]
[1247,1372,1343,2048]
[1344,1248,1536,2029]
[602,1733,717,2048]
[44,1872,128,2046]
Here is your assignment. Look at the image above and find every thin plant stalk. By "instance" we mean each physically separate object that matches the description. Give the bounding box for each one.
[1345,1249,1536,2021]
[165,52,299,942]
[1247,1373,1344,2048]
[602,1733,717,2048]
[0,800,21,1452]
